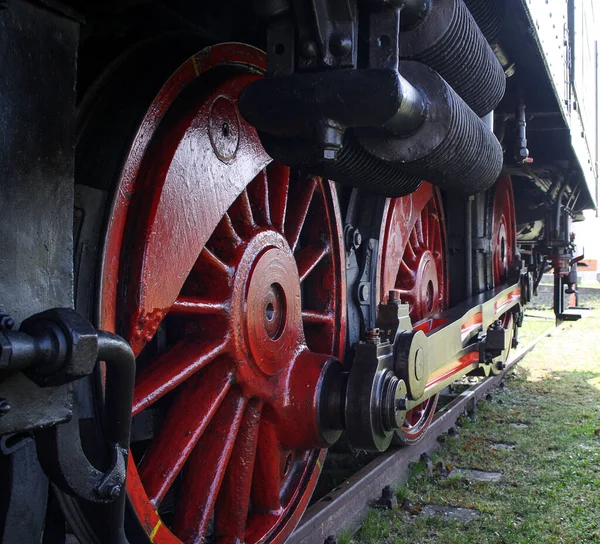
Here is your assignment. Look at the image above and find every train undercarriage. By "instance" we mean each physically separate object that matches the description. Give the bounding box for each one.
[0,0,597,543]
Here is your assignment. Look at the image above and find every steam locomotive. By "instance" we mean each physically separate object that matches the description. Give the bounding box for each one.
[0,0,597,542]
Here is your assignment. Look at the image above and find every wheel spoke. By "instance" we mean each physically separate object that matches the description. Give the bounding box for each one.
[173,390,247,544]
[138,362,235,505]
[422,207,430,249]
[404,237,417,264]
[284,176,317,252]
[132,336,230,416]
[267,162,290,233]
[191,247,235,295]
[302,309,334,326]
[210,212,244,259]
[171,296,228,317]
[396,259,416,289]
[251,417,283,514]
[229,189,257,240]
[214,400,262,542]
[415,211,425,248]
[247,168,271,226]
[295,241,331,283]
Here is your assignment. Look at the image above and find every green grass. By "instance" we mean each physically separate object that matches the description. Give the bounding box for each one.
[351,310,600,543]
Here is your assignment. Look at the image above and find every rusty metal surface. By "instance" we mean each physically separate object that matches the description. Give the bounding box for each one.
[288,333,550,544]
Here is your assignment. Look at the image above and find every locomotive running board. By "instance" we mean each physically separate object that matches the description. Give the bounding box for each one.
[399,282,522,411]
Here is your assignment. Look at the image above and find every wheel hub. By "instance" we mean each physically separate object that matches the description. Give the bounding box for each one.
[232,231,302,381]
[415,250,439,318]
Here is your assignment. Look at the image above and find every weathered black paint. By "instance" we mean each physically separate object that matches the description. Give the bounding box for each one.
[0,3,78,542]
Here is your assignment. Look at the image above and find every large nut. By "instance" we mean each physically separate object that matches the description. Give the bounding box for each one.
[21,308,98,386]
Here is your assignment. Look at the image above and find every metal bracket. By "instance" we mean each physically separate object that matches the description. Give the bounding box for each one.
[0,309,135,506]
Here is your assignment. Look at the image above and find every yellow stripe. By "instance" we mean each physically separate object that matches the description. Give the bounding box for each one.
[317,458,322,470]
[150,520,162,541]
[192,56,200,76]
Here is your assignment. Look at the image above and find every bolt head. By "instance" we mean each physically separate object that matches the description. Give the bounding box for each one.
[0,316,15,330]
[300,39,317,60]
[388,289,401,304]
[322,147,338,162]
[0,399,11,416]
[365,328,380,343]
[329,33,352,57]
[359,284,370,303]
[396,397,407,411]
[108,484,121,498]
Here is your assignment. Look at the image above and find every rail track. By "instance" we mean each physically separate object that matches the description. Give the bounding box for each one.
[288,323,559,544]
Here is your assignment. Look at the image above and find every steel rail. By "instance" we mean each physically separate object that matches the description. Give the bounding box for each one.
[288,323,558,544]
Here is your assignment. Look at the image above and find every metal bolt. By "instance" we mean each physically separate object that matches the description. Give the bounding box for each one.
[345,226,362,251]
[107,484,121,499]
[322,147,338,162]
[365,328,380,344]
[319,121,343,163]
[0,315,15,330]
[374,484,397,509]
[388,289,401,304]
[329,32,352,57]
[0,397,11,417]
[396,397,407,411]
[496,361,506,371]
[300,39,317,60]
[358,284,370,303]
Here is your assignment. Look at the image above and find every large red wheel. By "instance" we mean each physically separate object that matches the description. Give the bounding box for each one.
[94,44,345,544]
[379,183,447,444]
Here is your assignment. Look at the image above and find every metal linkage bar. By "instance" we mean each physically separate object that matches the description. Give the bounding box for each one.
[288,323,555,544]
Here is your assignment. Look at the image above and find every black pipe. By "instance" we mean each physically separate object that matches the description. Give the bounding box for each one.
[97,331,135,456]
[96,331,136,544]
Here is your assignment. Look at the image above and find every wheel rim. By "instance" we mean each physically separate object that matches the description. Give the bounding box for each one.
[492,174,516,286]
[379,182,447,442]
[98,44,346,544]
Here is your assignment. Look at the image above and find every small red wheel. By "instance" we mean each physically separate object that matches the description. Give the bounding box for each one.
[492,174,517,286]
[379,182,447,444]
[491,174,518,368]
[95,44,346,544]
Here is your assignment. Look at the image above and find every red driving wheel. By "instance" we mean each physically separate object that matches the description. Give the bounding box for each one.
[492,174,517,337]
[492,174,517,286]
[379,182,447,444]
[98,44,346,544]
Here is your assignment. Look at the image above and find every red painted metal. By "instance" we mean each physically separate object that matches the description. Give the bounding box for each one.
[379,182,447,442]
[98,44,346,544]
[492,174,517,286]
[492,174,518,334]
[379,183,448,323]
